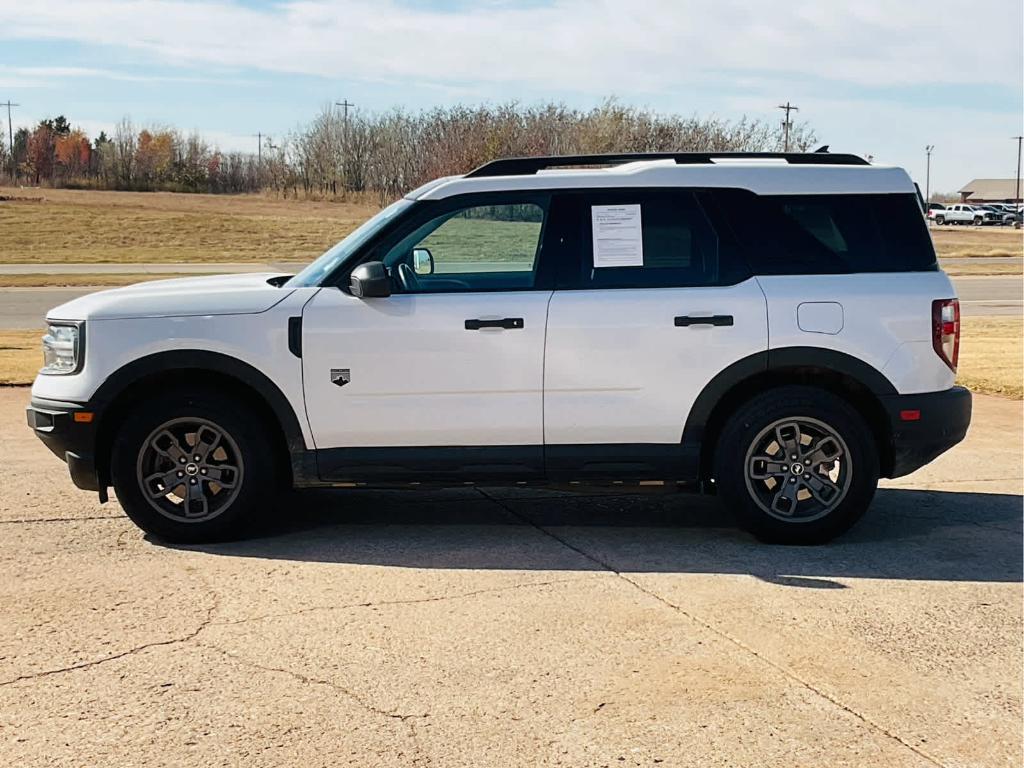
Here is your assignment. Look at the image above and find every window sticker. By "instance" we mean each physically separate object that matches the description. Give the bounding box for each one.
[591,204,643,267]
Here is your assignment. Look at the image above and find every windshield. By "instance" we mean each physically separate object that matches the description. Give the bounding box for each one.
[285,199,414,287]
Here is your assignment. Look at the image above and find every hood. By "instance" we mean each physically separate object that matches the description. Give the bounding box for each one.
[47,273,296,322]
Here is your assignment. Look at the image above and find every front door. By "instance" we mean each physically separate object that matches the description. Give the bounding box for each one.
[301,195,556,481]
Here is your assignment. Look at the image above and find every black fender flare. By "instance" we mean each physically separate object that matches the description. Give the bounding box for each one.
[89,349,312,481]
[682,346,896,451]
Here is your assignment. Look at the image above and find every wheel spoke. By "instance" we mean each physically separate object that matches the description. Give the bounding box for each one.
[143,470,184,499]
[771,485,798,516]
[152,430,188,464]
[775,422,802,460]
[183,480,209,518]
[802,472,841,506]
[749,455,788,480]
[802,435,843,468]
[192,424,222,462]
[203,465,239,488]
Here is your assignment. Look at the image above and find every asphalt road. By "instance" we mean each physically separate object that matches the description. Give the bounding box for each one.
[1,274,1020,329]
[1,388,1020,766]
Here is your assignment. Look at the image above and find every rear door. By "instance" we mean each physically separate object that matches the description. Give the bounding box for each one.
[542,188,768,478]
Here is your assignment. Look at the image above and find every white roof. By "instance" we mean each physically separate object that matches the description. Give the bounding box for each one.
[408,160,915,200]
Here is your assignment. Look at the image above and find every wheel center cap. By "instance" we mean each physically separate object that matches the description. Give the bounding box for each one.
[185,463,200,476]
[791,463,805,476]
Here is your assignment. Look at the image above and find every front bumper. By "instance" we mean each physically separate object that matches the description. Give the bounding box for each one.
[26,397,104,492]
[880,386,972,478]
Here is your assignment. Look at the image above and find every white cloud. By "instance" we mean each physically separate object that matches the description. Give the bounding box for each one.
[0,0,1018,94]
[0,65,248,86]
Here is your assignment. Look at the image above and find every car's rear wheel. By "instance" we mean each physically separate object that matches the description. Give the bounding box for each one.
[111,390,277,542]
[713,385,879,544]
[934,215,945,225]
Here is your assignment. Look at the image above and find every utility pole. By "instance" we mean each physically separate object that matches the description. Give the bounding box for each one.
[925,145,934,206]
[1013,135,1023,206]
[1,100,20,180]
[334,99,355,129]
[777,101,798,152]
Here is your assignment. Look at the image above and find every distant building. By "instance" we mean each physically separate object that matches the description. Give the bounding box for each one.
[958,178,1021,203]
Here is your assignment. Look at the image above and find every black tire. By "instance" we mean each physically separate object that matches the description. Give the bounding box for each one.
[973,217,983,226]
[934,215,944,225]
[110,389,278,543]
[713,385,878,545]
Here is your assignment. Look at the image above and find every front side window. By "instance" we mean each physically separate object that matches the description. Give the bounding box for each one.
[381,201,547,293]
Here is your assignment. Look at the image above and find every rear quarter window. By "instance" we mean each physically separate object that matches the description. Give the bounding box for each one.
[735,193,938,274]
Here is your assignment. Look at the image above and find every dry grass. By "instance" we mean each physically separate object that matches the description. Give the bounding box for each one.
[0,330,41,385]
[957,317,1024,399]
[0,186,377,264]
[940,260,1023,276]
[0,274,201,287]
[930,226,1023,259]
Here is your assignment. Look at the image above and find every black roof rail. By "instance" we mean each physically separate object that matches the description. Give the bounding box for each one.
[465,151,869,178]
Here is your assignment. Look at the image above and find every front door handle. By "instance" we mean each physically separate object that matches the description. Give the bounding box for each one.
[674,314,734,327]
[465,318,525,330]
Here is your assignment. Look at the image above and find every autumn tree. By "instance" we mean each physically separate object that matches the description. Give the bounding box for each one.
[25,122,56,184]
[54,129,91,181]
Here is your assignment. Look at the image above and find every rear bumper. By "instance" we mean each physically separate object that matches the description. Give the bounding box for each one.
[26,397,103,492]
[880,386,972,478]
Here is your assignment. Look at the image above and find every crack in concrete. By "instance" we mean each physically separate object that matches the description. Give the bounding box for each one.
[0,582,219,688]
[0,515,123,525]
[209,576,594,629]
[195,640,429,723]
[477,488,952,768]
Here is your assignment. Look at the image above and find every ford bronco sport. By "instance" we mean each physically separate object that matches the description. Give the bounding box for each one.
[26,151,972,544]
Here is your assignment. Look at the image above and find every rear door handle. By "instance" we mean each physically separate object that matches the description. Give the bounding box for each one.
[465,317,525,330]
[674,314,734,327]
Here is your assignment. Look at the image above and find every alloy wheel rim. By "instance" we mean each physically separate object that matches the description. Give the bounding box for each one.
[743,416,852,523]
[135,417,244,523]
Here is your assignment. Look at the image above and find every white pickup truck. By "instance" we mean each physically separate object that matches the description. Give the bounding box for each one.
[933,204,999,226]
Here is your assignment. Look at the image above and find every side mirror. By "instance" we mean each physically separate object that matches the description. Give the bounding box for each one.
[349,261,391,298]
[412,247,435,275]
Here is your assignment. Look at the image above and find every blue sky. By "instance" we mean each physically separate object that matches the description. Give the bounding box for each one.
[0,0,1020,192]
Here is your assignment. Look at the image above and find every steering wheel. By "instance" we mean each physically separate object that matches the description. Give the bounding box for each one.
[395,263,421,293]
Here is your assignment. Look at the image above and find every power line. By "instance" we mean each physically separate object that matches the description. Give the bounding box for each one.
[777,101,798,152]
[1,100,19,180]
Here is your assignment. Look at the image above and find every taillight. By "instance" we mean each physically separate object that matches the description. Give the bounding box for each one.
[932,298,960,371]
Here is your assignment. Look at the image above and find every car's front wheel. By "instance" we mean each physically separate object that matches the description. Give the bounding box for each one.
[713,386,879,544]
[110,390,277,542]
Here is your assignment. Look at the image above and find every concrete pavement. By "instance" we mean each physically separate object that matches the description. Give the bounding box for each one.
[0,388,1020,767]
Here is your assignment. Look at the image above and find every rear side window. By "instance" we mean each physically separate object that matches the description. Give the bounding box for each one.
[739,193,937,274]
[563,189,749,289]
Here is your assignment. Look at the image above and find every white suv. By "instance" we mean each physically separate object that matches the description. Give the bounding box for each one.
[26,151,972,544]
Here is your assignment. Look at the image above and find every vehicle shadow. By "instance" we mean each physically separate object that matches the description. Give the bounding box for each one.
[171,486,1023,585]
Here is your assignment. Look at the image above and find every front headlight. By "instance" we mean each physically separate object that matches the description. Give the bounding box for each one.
[40,322,82,375]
